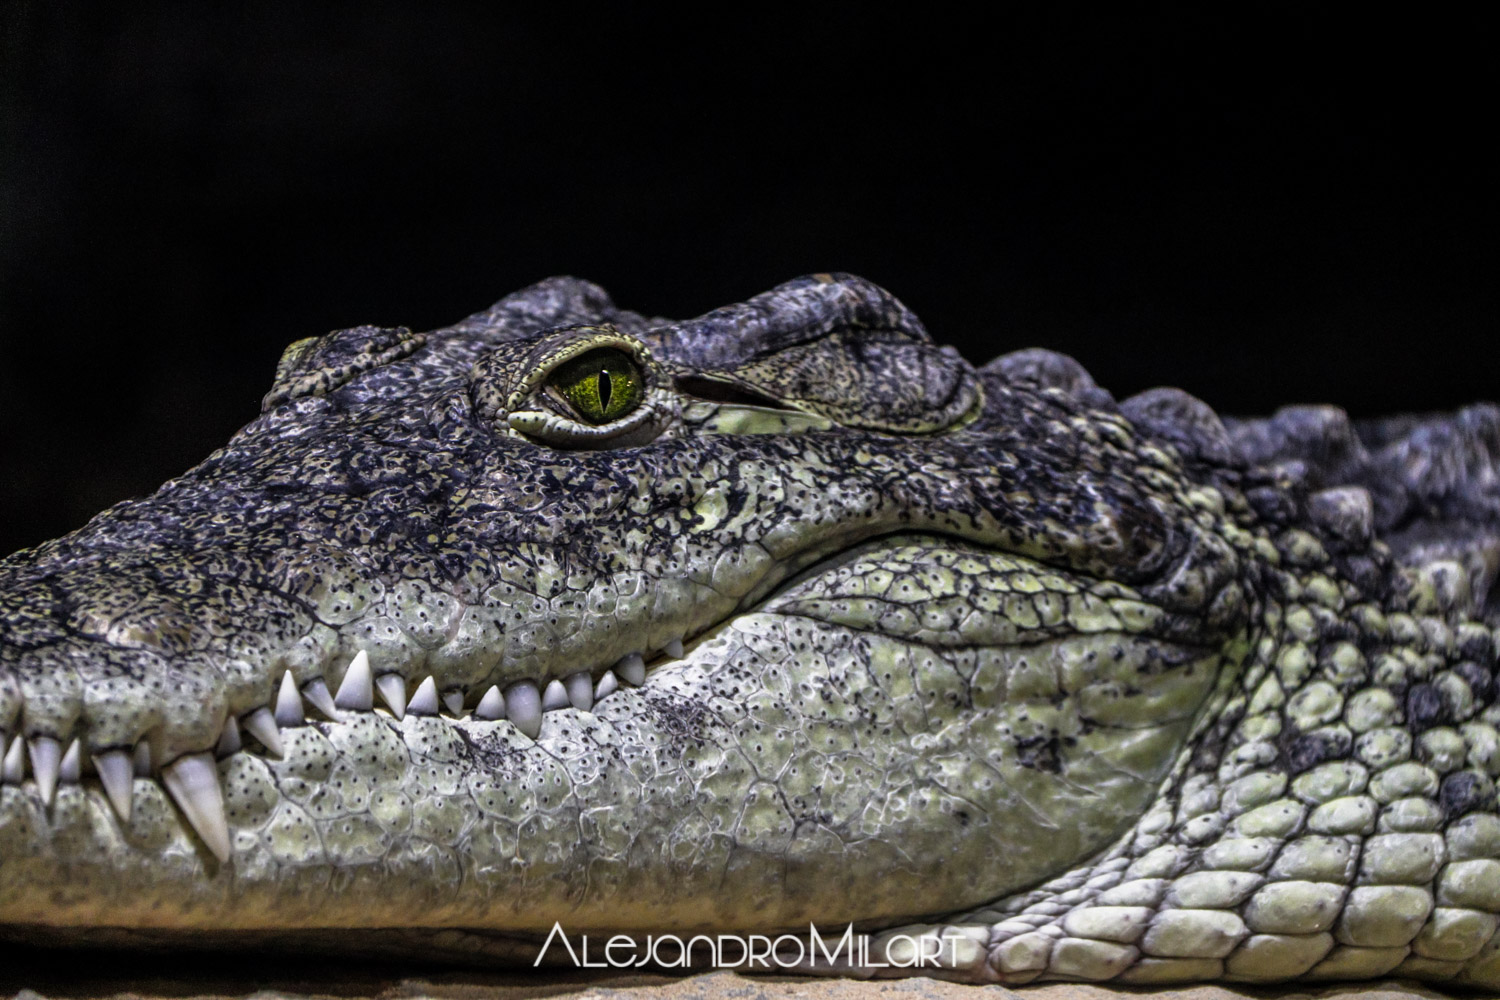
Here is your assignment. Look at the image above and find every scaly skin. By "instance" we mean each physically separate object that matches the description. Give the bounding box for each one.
[1,274,1499,987]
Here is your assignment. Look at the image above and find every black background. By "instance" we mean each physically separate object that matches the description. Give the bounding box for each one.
[1,7,1494,559]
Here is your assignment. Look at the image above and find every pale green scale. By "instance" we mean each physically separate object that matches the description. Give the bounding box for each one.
[1271,835,1354,882]
[1291,761,1369,803]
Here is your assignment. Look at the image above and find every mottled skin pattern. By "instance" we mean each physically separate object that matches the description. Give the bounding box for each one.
[1,275,1499,987]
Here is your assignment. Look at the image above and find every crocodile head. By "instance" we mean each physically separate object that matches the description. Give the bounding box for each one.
[0,274,1263,959]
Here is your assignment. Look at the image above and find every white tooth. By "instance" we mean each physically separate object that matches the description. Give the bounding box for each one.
[616,652,646,686]
[594,670,619,700]
[334,650,374,711]
[241,708,283,758]
[216,716,242,756]
[541,678,569,711]
[161,753,232,863]
[59,739,82,782]
[1,734,23,783]
[442,690,465,716]
[303,679,339,719]
[408,676,440,716]
[505,682,542,739]
[133,742,153,777]
[93,750,134,821]
[274,671,305,726]
[565,671,593,711]
[375,675,407,719]
[664,638,685,659]
[475,685,506,720]
[29,737,60,804]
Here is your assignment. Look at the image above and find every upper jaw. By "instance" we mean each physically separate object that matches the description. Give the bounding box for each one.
[0,445,1216,876]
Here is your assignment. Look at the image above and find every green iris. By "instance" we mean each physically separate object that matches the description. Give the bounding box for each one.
[549,348,644,424]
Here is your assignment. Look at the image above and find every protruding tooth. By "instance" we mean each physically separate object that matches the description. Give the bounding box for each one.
[442,690,465,716]
[616,652,646,686]
[541,678,569,711]
[133,742,153,777]
[408,677,440,716]
[59,739,82,782]
[505,681,542,738]
[475,685,506,720]
[3,734,26,783]
[302,679,339,720]
[216,716,242,757]
[595,670,619,700]
[273,671,305,726]
[241,708,283,758]
[375,675,407,719]
[93,750,134,821]
[161,753,231,863]
[565,671,593,711]
[334,650,374,711]
[29,737,60,804]
[663,638,685,659]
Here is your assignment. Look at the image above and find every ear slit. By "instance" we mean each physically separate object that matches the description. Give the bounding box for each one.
[673,376,794,411]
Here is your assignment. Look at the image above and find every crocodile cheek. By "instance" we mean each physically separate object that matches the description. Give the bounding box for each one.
[961,635,1230,899]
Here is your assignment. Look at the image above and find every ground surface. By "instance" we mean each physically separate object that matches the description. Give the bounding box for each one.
[0,955,1472,1000]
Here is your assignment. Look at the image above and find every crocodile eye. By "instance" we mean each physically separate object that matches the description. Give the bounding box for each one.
[548,348,644,424]
[474,327,672,449]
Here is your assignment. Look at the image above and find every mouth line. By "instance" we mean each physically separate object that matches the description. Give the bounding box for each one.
[0,630,704,864]
[0,531,976,865]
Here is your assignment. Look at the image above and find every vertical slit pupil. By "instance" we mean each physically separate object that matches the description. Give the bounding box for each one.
[598,367,613,410]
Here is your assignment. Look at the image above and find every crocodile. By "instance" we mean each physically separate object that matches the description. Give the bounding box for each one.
[1,273,1499,989]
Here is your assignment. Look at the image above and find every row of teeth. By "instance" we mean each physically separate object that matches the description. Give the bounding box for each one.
[0,639,681,863]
